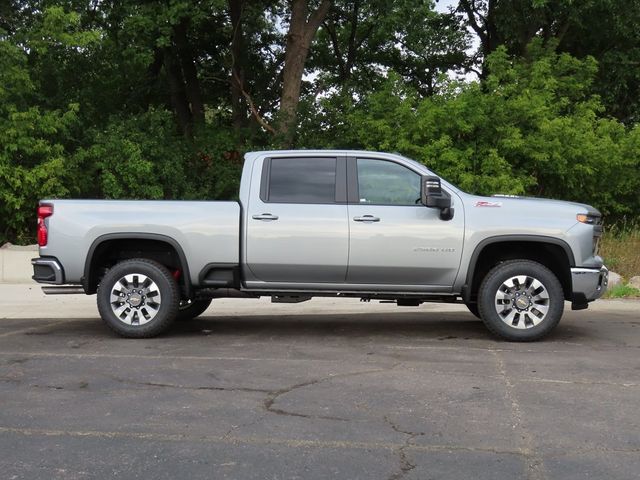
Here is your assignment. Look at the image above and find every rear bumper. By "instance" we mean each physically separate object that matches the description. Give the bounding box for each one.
[31,257,65,284]
[571,265,608,307]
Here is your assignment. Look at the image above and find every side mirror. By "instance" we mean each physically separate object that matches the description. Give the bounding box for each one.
[421,176,454,220]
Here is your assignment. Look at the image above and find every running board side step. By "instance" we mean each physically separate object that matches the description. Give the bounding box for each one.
[42,286,85,295]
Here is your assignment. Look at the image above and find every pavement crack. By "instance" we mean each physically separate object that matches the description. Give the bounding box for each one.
[491,349,547,480]
[5,358,29,365]
[383,416,424,480]
[108,375,272,394]
[264,365,398,422]
[30,381,89,391]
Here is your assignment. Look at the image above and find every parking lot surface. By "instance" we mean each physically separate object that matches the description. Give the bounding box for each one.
[1,284,639,479]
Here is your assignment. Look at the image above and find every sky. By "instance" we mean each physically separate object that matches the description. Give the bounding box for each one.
[434,0,460,13]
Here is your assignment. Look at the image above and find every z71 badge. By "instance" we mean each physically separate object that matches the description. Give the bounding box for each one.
[474,201,502,207]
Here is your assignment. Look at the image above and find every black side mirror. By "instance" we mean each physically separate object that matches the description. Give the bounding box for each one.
[421,176,454,220]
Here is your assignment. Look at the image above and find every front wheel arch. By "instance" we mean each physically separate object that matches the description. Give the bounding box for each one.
[463,237,574,304]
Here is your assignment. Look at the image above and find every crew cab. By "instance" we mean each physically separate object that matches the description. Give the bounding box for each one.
[32,150,608,340]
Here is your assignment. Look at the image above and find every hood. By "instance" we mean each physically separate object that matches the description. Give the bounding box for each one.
[489,194,601,216]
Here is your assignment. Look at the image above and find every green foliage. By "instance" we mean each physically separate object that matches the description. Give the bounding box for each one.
[72,110,185,200]
[605,284,640,299]
[71,109,244,201]
[0,32,81,244]
[600,220,640,280]
[317,43,640,218]
[1,1,639,245]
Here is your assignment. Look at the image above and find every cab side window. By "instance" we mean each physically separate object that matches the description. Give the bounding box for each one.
[356,158,420,205]
[266,157,337,204]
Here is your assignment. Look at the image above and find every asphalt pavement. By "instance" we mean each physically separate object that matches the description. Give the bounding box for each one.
[1,284,639,479]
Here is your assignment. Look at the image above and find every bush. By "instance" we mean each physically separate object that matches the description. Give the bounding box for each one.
[71,110,245,202]
[328,42,640,219]
[0,37,80,244]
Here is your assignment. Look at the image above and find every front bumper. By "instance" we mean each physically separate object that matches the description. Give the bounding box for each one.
[571,265,608,307]
[31,257,65,284]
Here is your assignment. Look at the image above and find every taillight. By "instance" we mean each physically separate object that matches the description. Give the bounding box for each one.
[37,204,53,247]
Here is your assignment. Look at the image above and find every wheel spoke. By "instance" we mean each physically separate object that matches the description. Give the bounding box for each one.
[144,302,159,313]
[110,290,124,304]
[123,308,136,324]
[500,308,517,324]
[113,303,128,318]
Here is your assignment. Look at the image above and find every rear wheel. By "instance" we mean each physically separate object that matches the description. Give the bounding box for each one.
[477,260,564,341]
[97,259,179,338]
[176,298,212,321]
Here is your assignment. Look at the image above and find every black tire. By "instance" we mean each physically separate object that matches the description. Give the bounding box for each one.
[97,258,179,338]
[477,260,564,342]
[465,302,481,319]
[176,298,212,321]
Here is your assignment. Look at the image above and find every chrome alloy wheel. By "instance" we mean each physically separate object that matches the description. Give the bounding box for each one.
[109,273,162,325]
[494,275,550,329]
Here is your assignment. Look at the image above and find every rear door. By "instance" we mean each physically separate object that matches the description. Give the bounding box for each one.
[245,155,349,284]
[346,157,464,287]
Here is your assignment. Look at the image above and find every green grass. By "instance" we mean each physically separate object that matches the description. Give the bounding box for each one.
[599,220,640,280]
[605,284,640,298]
[599,220,640,298]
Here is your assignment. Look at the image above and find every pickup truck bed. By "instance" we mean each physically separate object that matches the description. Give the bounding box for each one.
[37,200,240,289]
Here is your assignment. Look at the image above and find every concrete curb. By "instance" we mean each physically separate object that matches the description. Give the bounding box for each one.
[0,245,37,284]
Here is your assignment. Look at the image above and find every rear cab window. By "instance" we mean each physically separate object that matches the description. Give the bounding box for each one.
[260,157,346,204]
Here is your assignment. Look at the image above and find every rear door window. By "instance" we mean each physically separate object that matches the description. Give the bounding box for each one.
[266,157,337,204]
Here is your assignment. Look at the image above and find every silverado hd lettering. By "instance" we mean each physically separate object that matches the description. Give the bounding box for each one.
[32,150,608,341]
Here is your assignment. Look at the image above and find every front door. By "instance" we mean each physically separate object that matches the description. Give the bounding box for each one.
[245,156,349,284]
[346,157,464,287]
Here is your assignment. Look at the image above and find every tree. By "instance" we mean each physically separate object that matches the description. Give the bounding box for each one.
[0,6,89,243]
[276,0,331,145]
[456,0,640,122]
[340,43,640,218]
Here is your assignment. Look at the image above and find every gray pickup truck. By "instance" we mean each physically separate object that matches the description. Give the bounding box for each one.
[32,150,608,341]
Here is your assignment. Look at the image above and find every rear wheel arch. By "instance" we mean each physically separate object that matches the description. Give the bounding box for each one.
[463,236,574,304]
[83,233,192,298]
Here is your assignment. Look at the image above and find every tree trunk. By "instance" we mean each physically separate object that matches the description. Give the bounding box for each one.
[143,48,164,109]
[277,0,331,147]
[229,0,247,131]
[174,18,205,125]
[163,47,193,137]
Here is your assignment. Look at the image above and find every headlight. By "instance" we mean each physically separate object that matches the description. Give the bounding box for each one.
[576,214,599,224]
[577,213,603,255]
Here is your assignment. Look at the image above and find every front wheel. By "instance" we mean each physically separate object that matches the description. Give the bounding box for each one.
[97,259,179,338]
[477,260,564,341]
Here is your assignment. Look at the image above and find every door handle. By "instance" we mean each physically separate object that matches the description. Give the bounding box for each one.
[353,215,380,222]
[252,213,279,221]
